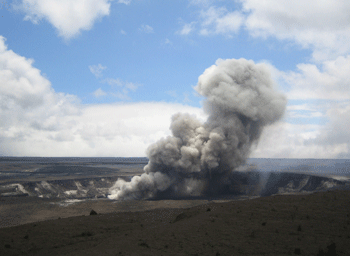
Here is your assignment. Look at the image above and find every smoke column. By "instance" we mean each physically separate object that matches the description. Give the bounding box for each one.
[108,58,287,200]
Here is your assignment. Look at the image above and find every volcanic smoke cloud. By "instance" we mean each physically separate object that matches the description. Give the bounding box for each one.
[108,58,287,200]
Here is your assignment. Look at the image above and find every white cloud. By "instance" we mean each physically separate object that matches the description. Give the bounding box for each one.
[178,6,243,36]
[178,22,196,35]
[246,58,350,158]
[0,37,206,157]
[93,88,107,97]
[199,6,244,35]
[101,78,141,98]
[287,111,323,119]
[117,0,131,5]
[287,104,317,112]
[251,121,346,159]
[314,104,350,151]
[0,37,206,156]
[251,101,350,159]
[2,101,206,157]
[165,91,192,103]
[189,0,214,7]
[120,29,126,35]
[1,35,349,159]
[185,0,350,60]
[241,0,350,60]
[89,64,107,78]
[89,67,141,100]
[125,82,138,91]
[286,103,324,119]
[261,57,350,158]
[139,24,154,33]
[112,90,130,100]
[17,0,111,40]
[164,38,172,45]
[0,36,80,148]
[280,55,350,100]
[102,78,123,86]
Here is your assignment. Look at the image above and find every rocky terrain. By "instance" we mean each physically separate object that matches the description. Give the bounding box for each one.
[1,189,350,256]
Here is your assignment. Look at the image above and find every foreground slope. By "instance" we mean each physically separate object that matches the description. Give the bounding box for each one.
[1,189,350,256]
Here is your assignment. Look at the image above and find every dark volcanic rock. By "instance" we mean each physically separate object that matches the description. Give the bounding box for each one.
[90,210,97,215]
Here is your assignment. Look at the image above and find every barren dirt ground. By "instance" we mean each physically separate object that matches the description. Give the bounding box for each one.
[1,189,350,256]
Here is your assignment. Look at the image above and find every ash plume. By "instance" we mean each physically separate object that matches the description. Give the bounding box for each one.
[108,58,287,200]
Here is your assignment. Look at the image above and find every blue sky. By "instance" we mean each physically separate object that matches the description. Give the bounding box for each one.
[1,0,350,158]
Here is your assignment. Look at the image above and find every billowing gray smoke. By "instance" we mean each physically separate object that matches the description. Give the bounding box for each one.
[108,58,287,200]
